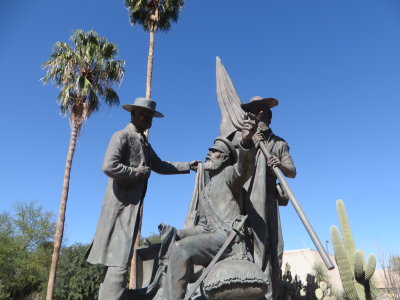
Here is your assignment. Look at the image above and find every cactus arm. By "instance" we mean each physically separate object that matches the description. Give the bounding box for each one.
[337,199,356,269]
[330,225,359,300]
[354,249,366,283]
[364,255,376,280]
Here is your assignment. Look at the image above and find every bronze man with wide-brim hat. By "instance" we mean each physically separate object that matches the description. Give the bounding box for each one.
[240,95,297,300]
[86,96,199,300]
[241,96,278,111]
[122,97,164,118]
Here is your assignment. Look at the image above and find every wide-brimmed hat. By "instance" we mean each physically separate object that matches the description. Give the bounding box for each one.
[122,97,164,118]
[209,137,238,164]
[241,96,278,111]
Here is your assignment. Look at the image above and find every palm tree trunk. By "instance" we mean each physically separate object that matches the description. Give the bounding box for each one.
[129,28,155,290]
[46,123,79,300]
[145,29,155,99]
[129,202,144,289]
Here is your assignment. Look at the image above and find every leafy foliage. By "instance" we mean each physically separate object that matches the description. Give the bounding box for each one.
[42,29,125,125]
[54,243,104,300]
[125,0,184,32]
[0,206,166,300]
[140,232,161,246]
[13,202,55,251]
[0,202,55,300]
[0,203,107,300]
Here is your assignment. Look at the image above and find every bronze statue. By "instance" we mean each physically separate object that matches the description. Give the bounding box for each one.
[214,57,333,300]
[241,96,296,300]
[213,58,297,300]
[160,112,261,300]
[85,97,199,300]
[125,59,334,300]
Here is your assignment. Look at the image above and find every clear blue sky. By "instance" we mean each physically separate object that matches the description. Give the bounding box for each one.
[1,0,399,259]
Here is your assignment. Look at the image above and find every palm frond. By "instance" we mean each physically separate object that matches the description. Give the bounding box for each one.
[102,42,117,59]
[76,75,93,97]
[158,0,184,31]
[125,0,184,32]
[105,60,125,85]
[57,84,74,115]
[42,42,75,87]
[125,0,149,28]
[104,88,120,107]
[87,90,99,112]
[42,29,125,121]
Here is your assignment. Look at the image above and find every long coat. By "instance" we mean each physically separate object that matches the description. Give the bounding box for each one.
[244,129,296,300]
[86,123,190,268]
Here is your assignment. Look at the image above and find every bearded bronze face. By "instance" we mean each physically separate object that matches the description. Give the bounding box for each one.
[203,149,228,173]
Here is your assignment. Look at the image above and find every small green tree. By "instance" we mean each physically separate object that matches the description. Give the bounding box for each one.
[54,243,104,300]
[0,202,55,300]
[0,212,20,300]
[42,29,124,300]
[14,201,55,251]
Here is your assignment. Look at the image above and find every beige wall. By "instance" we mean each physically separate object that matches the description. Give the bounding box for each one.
[282,249,386,292]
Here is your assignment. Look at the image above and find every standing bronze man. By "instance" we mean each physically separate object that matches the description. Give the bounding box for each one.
[86,97,199,300]
[241,96,297,300]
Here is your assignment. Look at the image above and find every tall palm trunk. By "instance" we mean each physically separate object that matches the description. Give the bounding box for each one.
[145,29,155,99]
[46,122,80,300]
[129,200,144,289]
[129,28,155,290]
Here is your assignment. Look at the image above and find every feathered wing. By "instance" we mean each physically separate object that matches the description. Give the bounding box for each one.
[216,57,245,138]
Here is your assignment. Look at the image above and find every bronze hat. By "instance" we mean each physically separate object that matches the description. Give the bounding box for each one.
[241,96,278,111]
[122,97,164,118]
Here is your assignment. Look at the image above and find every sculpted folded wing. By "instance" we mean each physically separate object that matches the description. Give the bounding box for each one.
[216,57,245,138]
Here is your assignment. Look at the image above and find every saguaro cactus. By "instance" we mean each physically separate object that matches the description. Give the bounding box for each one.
[330,199,376,300]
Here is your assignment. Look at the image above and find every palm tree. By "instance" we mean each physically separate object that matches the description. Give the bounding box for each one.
[125,0,184,98]
[41,29,124,300]
[124,0,184,288]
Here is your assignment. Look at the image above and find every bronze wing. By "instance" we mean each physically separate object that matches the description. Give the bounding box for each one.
[216,57,245,138]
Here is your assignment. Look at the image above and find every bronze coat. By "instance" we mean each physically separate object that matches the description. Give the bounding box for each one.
[244,130,296,300]
[86,123,190,268]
